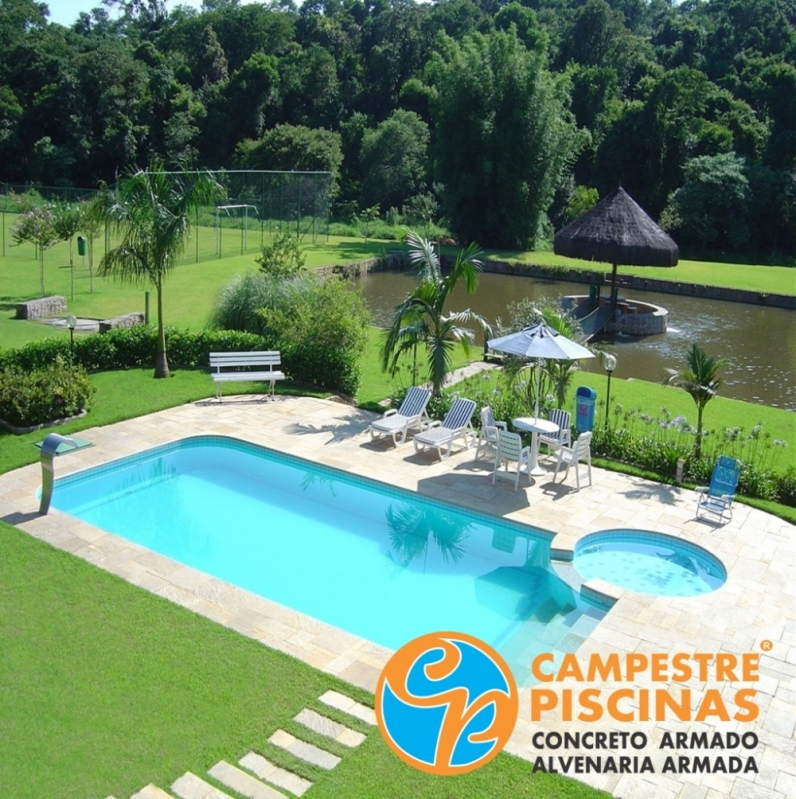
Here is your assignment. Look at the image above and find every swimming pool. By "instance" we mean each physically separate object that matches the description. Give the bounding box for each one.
[574,530,726,596]
[52,435,607,680]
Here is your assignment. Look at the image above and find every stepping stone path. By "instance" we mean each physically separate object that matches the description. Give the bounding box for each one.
[114,690,377,799]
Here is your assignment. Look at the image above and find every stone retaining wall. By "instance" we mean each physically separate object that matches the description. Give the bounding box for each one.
[98,313,145,333]
[15,295,66,320]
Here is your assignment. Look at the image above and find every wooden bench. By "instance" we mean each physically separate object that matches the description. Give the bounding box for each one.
[209,351,285,401]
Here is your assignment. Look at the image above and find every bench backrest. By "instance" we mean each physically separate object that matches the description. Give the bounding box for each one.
[209,351,281,370]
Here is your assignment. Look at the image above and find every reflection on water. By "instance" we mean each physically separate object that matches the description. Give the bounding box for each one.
[386,502,470,564]
[355,270,796,409]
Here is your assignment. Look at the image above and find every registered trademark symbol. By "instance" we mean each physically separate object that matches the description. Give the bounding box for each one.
[760,640,773,651]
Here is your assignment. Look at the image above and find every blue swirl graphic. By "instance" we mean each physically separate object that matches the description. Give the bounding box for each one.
[382,637,511,767]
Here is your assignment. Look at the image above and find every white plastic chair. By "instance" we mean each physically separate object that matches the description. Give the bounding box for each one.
[369,386,432,446]
[475,405,507,460]
[413,398,477,460]
[539,408,572,455]
[553,431,593,490]
[492,430,531,491]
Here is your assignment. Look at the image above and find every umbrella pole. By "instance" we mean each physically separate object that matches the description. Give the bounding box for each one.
[610,263,618,312]
[534,358,542,418]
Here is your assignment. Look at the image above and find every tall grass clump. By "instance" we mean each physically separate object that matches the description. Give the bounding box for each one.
[212,272,371,396]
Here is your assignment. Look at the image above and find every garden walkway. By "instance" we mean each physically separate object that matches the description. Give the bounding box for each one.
[0,396,792,799]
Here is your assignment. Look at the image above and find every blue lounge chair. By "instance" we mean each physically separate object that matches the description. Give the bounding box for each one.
[696,456,740,523]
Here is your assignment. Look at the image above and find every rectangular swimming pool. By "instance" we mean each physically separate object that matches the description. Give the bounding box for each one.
[53,435,606,680]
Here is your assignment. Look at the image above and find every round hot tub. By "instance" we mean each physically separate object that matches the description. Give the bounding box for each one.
[574,530,726,597]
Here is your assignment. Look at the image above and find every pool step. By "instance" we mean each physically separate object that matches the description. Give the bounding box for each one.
[239,752,312,797]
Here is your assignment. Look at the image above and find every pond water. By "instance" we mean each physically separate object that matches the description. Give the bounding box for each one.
[354,270,796,410]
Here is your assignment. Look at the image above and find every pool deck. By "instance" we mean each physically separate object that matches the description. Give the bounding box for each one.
[1,396,793,799]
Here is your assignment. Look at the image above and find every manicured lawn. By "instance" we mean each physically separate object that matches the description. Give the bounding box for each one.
[0,523,608,799]
[484,249,796,295]
[458,368,795,473]
[1,227,791,798]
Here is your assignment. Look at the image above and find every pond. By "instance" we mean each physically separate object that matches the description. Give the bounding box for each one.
[354,270,796,410]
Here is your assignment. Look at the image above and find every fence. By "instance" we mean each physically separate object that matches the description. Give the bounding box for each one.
[0,170,331,261]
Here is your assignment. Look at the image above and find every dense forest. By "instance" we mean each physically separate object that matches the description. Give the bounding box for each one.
[0,0,794,256]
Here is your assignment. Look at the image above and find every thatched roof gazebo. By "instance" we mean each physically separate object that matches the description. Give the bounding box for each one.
[554,186,679,310]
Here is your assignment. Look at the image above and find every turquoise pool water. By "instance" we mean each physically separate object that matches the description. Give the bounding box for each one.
[574,530,726,596]
[52,435,607,680]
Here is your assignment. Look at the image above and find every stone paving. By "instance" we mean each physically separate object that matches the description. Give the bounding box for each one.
[0,396,793,799]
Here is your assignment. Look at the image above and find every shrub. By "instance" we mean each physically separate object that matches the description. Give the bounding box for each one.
[0,327,267,374]
[256,230,306,277]
[212,272,371,396]
[0,356,95,428]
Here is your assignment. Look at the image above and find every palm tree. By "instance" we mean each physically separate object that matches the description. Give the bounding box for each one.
[664,342,730,458]
[98,165,223,378]
[382,231,488,394]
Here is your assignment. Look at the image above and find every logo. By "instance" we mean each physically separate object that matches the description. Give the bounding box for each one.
[375,631,519,775]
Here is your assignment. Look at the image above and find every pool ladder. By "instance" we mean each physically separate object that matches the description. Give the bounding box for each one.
[39,433,77,514]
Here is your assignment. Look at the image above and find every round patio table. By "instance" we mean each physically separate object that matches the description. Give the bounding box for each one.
[512,417,560,477]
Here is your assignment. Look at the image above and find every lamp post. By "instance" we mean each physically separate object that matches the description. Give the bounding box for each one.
[66,315,76,365]
[603,352,617,428]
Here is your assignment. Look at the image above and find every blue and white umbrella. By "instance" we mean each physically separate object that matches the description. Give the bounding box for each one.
[487,321,595,416]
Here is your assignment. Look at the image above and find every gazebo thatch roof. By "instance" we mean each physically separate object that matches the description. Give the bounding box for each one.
[554,186,679,267]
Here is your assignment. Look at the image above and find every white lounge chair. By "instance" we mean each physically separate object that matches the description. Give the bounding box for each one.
[369,386,432,446]
[552,431,593,490]
[492,430,531,491]
[413,397,477,460]
[475,405,507,460]
[539,408,572,455]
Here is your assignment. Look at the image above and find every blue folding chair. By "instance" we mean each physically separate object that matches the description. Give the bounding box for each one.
[696,456,740,523]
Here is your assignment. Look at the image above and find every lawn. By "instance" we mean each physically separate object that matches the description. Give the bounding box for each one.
[1,225,793,797]
[0,523,609,799]
[485,248,796,295]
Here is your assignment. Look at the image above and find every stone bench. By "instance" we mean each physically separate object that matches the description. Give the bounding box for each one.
[98,313,145,333]
[16,295,66,320]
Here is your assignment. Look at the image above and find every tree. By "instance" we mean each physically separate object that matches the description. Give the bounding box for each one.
[661,152,750,252]
[426,27,580,249]
[11,205,58,296]
[359,110,429,212]
[53,203,82,301]
[664,342,730,459]
[235,123,343,198]
[97,166,223,378]
[382,231,487,395]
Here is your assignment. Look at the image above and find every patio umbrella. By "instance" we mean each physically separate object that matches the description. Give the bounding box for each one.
[487,321,595,416]
[553,186,679,310]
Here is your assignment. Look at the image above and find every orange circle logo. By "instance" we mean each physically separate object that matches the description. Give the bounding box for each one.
[375,631,519,775]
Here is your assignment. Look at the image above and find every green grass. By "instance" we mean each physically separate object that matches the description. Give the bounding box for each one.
[356,326,473,409]
[484,249,796,295]
[1,227,792,798]
[0,523,609,799]
[0,369,326,476]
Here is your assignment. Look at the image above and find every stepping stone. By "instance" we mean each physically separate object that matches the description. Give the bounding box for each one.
[318,690,377,726]
[131,787,175,799]
[239,752,313,797]
[208,761,285,799]
[171,771,233,799]
[294,708,366,748]
[268,729,341,770]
